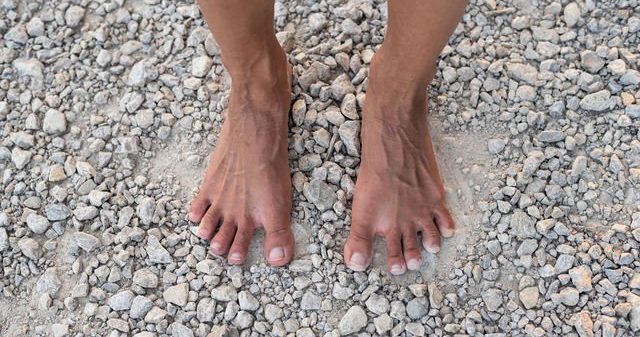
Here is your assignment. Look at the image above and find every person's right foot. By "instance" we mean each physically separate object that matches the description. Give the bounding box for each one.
[189,46,294,266]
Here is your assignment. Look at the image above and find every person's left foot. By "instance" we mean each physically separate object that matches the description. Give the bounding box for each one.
[344,56,456,275]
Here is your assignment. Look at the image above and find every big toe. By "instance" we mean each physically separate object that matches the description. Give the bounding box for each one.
[189,192,210,223]
[344,224,373,272]
[263,222,294,267]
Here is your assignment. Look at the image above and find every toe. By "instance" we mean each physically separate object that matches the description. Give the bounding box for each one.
[421,218,442,254]
[263,221,294,267]
[433,208,456,238]
[402,229,422,271]
[384,230,406,275]
[210,221,237,256]
[344,222,373,272]
[189,192,210,223]
[228,223,255,265]
[198,208,221,240]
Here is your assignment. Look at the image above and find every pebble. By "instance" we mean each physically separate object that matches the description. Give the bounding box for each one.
[579,90,611,112]
[163,283,189,306]
[43,109,67,135]
[302,179,337,211]
[146,236,173,264]
[133,268,159,288]
[26,214,50,234]
[519,287,539,309]
[338,121,361,156]
[339,306,367,335]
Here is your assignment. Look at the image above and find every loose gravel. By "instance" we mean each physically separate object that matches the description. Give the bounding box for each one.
[1,0,639,336]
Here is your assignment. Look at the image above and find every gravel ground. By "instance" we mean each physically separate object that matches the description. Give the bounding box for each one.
[1,0,640,336]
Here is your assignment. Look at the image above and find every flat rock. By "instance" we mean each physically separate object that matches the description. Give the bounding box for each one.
[579,90,611,112]
[163,283,189,306]
[339,305,367,335]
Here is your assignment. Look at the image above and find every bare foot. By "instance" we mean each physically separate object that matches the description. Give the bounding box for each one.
[344,54,456,275]
[189,47,294,266]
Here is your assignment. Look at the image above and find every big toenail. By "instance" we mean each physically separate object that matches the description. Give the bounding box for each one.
[407,258,421,270]
[348,252,367,271]
[269,247,285,261]
[390,264,406,275]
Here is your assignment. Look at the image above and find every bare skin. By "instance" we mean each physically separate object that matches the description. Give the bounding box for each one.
[344,0,467,275]
[191,0,467,272]
[189,0,294,266]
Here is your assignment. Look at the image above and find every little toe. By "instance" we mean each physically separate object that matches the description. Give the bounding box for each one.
[434,208,456,238]
[421,219,442,254]
[263,221,294,267]
[228,223,255,265]
[402,229,422,271]
[198,208,221,241]
[344,223,373,272]
[384,230,406,275]
[210,221,237,256]
[189,193,210,223]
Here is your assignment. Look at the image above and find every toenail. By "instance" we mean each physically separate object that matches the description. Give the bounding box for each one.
[442,228,456,238]
[407,258,422,271]
[425,244,441,254]
[348,252,368,271]
[390,264,406,275]
[268,247,285,261]
[229,252,243,262]
[210,242,222,254]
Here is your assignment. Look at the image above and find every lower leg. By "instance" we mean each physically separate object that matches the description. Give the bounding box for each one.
[345,0,467,274]
[190,0,294,266]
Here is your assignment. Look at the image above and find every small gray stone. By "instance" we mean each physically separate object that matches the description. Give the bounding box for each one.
[487,138,506,154]
[73,232,101,252]
[171,322,194,337]
[537,130,565,143]
[572,311,594,337]
[109,290,134,311]
[238,291,259,311]
[192,56,213,77]
[338,120,360,156]
[36,268,61,296]
[559,287,580,306]
[365,293,390,315]
[164,283,189,306]
[74,206,99,221]
[563,2,580,27]
[146,236,173,264]
[406,297,429,319]
[212,285,237,302]
[579,90,611,112]
[137,197,156,225]
[12,148,31,169]
[331,74,356,101]
[197,298,217,322]
[64,6,85,27]
[133,268,158,288]
[339,306,367,335]
[519,287,539,309]
[299,154,322,172]
[300,291,322,310]
[130,296,153,319]
[580,51,604,73]
[19,237,41,260]
[26,214,50,234]
[43,109,67,135]
[303,179,337,211]
[569,266,593,293]
[482,288,502,311]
